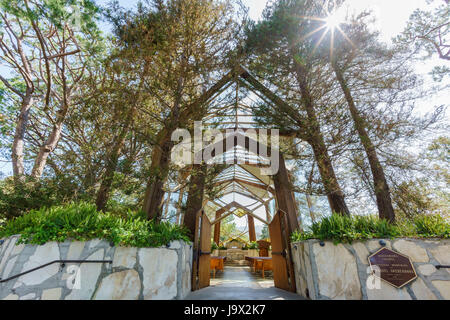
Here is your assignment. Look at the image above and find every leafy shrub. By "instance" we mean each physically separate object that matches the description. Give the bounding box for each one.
[211,242,218,251]
[0,176,82,219]
[291,213,450,244]
[248,241,258,249]
[0,202,190,247]
[412,214,450,238]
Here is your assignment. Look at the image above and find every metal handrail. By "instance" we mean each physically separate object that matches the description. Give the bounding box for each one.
[0,259,112,283]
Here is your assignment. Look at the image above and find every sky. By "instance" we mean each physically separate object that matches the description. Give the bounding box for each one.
[94,0,433,42]
[1,0,447,235]
[243,0,431,42]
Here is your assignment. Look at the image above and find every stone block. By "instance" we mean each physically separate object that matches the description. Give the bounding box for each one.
[94,270,141,300]
[312,242,362,300]
[66,241,85,260]
[11,243,25,256]
[65,249,104,300]
[432,280,450,300]
[366,239,391,253]
[393,240,429,263]
[2,256,17,279]
[139,248,178,300]
[352,242,370,265]
[0,237,17,274]
[20,293,36,300]
[430,245,450,265]
[181,245,192,298]
[16,242,60,286]
[88,239,102,248]
[112,247,137,269]
[411,277,437,300]
[169,241,181,250]
[366,281,412,300]
[42,288,62,300]
[418,264,437,277]
[303,243,316,299]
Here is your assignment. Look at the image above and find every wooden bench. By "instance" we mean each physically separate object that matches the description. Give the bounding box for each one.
[210,256,225,278]
[246,257,273,279]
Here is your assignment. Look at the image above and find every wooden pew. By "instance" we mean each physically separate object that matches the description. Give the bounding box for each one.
[246,257,273,279]
[210,256,225,278]
[254,258,273,279]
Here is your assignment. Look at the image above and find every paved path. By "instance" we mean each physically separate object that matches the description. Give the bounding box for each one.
[185,265,304,300]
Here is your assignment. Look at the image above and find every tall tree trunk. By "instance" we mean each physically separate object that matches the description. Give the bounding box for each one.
[306,166,316,223]
[291,54,350,216]
[183,164,207,241]
[31,97,71,179]
[175,188,185,225]
[12,93,33,180]
[332,61,396,222]
[143,75,184,222]
[95,113,134,212]
[31,123,63,179]
[142,130,174,221]
[163,190,172,219]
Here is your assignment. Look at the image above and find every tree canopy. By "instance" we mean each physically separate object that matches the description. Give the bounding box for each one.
[0,0,448,233]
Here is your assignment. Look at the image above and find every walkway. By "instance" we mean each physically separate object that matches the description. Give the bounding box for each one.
[185,264,304,300]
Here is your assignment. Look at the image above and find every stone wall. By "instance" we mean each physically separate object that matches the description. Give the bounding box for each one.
[291,239,450,300]
[0,236,192,300]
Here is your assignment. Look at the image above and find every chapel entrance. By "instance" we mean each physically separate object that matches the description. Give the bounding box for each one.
[167,66,302,296]
[191,207,297,293]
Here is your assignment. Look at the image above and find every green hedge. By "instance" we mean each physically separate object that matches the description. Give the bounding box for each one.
[0,202,190,247]
[291,214,450,244]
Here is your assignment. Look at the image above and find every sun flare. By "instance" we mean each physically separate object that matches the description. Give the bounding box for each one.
[299,2,354,58]
[325,7,347,30]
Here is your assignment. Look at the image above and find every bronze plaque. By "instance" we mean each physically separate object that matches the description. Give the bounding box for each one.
[368,247,417,288]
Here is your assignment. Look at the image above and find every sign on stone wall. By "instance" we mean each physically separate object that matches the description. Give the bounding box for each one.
[368,247,417,288]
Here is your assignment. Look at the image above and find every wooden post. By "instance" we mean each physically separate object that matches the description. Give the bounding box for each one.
[264,202,272,222]
[273,153,300,234]
[213,210,221,245]
[248,214,256,242]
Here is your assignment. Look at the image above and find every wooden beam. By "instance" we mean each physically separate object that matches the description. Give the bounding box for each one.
[239,165,272,190]
[232,203,269,225]
[195,131,273,161]
[212,201,263,224]
[273,153,300,234]
[211,208,235,225]
[237,66,308,131]
[213,210,221,245]
[248,215,256,242]
[214,178,275,195]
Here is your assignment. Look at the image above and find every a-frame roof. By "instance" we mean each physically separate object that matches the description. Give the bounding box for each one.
[168,65,298,224]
